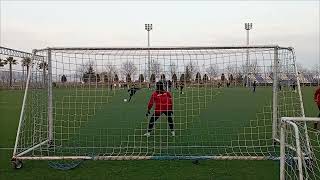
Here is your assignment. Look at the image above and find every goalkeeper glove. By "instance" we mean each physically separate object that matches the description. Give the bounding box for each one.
[146,110,150,117]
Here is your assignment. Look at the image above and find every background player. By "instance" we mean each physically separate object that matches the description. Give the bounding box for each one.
[127,85,140,102]
[180,82,184,94]
[144,81,175,137]
[253,81,257,93]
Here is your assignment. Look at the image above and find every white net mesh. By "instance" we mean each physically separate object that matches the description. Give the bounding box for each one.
[281,118,320,180]
[14,46,302,162]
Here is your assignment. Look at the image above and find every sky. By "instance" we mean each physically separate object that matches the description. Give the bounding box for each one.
[0,1,319,69]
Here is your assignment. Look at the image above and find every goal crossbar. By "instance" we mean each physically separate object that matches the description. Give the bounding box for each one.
[34,45,292,51]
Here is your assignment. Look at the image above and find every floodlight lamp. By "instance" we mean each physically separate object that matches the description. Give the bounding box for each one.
[245,23,253,30]
[145,24,153,31]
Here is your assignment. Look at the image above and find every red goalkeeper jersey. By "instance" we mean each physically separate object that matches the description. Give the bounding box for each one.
[314,87,320,105]
[147,91,173,112]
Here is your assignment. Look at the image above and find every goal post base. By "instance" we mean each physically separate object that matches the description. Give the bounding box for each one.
[13,155,280,161]
[13,140,49,158]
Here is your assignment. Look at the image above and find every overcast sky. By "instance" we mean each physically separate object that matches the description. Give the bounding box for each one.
[0,1,319,69]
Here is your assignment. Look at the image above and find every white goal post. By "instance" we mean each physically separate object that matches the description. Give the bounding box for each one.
[280,117,320,180]
[11,45,309,172]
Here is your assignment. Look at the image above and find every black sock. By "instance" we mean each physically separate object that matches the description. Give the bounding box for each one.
[148,115,159,132]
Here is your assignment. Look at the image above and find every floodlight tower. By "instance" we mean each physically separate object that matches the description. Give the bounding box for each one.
[245,23,253,87]
[145,24,153,82]
[245,23,252,45]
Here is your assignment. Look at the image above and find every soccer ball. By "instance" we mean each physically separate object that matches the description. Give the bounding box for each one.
[124,99,127,102]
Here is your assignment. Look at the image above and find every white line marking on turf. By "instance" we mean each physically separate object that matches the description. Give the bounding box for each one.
[0,148,14,150]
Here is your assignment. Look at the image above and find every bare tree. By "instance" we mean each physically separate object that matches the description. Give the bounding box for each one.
[248,60,261,76]
[121,60,137,82]
[150,60,162,79]
[296,63,311,74]
[206,64,219,80]
[77,60,100,84]
[169,62,177,78]
[226,65,237,76]
[0,58,6,85]
[311,64,320,85]
[185,61,198,82]
[239,64,247,77]
[76,66,86,82]
[311,64,320,76]
[76,61,95,82]
[235,73,243,84]
[0,71,7,84]
[103,63,117,84]
[226,64,237,83]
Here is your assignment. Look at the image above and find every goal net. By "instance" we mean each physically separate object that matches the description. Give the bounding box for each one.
[12,46,305,168]
[280,117,320,180]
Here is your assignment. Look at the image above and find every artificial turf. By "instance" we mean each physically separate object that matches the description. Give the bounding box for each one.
[0,86,318,180]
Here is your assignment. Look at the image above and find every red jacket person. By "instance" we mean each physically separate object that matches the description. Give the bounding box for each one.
[144,81,175,137]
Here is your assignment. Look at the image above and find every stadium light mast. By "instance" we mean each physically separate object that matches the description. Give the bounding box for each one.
[245,23,253,87]
[145,24,153,82]
[245,23,252,45]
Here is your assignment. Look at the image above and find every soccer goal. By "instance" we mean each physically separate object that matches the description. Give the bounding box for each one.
[280,117,320,180]
[12,46,311,172]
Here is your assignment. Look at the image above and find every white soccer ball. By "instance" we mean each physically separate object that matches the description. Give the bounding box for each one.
[124,99,127,102]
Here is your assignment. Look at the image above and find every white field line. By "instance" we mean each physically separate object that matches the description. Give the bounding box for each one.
[0,147,14,150]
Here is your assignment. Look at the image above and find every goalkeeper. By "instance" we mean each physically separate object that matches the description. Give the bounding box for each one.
[144,81,175,137]
[127,85,140,102]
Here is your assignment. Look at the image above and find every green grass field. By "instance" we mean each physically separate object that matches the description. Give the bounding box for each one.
[0,86,318,180]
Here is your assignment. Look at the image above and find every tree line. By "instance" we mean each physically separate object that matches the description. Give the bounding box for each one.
[1,56,319,88]
[0,56,48,87]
